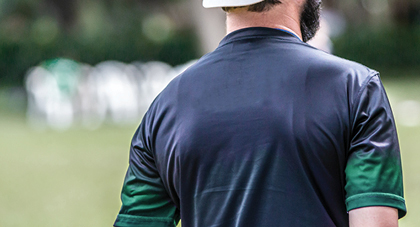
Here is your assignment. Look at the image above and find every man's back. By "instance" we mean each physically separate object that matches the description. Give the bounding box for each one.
[115,28,405,227]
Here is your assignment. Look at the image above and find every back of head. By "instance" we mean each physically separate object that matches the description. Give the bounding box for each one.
[202,0,321,42]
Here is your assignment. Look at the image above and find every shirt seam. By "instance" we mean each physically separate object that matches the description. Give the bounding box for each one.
[350,71,379,114]
[117,214,174,222]
[218,36,303,49]
[346,192,405,203]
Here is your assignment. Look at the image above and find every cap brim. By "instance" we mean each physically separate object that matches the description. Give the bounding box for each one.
[203,0,265,8]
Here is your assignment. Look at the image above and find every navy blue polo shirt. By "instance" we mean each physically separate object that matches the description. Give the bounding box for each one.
[114,27,406,227]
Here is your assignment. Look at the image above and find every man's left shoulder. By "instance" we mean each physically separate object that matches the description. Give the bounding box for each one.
[304,46,379,86]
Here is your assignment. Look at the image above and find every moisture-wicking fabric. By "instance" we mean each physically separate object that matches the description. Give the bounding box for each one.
[114,27,406,227]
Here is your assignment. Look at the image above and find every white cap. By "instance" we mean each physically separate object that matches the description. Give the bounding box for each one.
[203,0,265,8]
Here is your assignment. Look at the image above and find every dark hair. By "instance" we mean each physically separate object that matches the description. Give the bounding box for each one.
[222,0,282,12]
[300,0,321,42]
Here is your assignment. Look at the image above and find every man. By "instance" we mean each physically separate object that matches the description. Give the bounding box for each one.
[114,0,407,226]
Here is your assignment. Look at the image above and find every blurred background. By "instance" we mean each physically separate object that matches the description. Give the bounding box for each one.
[0,0,419,226]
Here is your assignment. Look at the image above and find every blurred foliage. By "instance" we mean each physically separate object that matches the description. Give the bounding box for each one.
[0,0,199,87]
[1,0,420,87]
[0,30,199,87]
[333,25,420,72]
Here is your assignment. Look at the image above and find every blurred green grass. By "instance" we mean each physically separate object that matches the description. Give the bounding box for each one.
[383,75,420,227]
[0,73,419,226]
[0,113,135,226]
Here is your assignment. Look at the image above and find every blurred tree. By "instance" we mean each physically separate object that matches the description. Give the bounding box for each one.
[322,0,339,9]
[392,0,420,26]
[131,0,225,54]
[2,0,420,87]
[0,0,200,87]
[187,0,225,54]
[44,0,77,31]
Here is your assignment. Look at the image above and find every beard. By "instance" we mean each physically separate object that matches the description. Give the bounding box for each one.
[300,0,322,42]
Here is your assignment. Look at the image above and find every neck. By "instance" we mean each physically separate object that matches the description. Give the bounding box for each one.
[225,3,302,40]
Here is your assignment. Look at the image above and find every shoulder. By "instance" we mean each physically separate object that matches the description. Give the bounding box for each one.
[304,44,377,80]
[302,45,380,95]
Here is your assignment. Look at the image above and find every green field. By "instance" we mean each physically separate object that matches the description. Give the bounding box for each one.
[0,74,419,226]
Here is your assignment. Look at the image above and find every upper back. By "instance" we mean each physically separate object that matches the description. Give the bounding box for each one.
[149,27,377,227]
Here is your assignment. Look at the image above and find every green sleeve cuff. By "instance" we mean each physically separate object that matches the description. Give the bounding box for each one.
[114,214,177,227]
[346,192,407,219]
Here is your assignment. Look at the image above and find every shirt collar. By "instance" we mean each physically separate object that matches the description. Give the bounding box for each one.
[219,27,303,47]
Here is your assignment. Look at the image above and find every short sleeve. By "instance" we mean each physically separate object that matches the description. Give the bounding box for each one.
[114,113,180,227]
[345,75,407,218]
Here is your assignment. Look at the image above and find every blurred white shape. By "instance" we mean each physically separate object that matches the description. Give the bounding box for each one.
[395,100,420,127]
[134,61,175,109]
[25,66,55,130]
[309,8,348,53]
[90,61,140,125]
[188,0,226,54]
[25,59,80,131]
[25,59,198,130]
[321,9,346,38]
[75,64,104,129]
[308,16,333,53]
[46,94,74,131]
